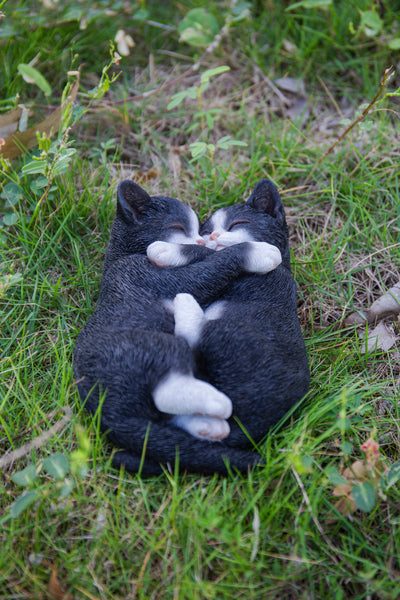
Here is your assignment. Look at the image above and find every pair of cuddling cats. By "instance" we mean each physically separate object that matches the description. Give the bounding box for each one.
[73,178,310,476]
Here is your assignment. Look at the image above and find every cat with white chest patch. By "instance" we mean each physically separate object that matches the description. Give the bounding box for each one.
[155,179,310,450]
[73,179,309,475]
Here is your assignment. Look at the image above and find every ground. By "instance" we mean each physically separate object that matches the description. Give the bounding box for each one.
[1,2,400,598]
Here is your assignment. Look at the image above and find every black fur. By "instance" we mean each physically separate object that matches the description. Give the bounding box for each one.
[73,179,309,475]
[196,179,309,447]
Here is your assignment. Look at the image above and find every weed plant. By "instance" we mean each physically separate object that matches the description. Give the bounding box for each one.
[1,1,400,598]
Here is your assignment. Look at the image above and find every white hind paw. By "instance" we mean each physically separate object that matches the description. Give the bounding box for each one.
[171,415,230,441]
[244,242,282,274]
[147,241,188,267]
[173,293,205,347]
[153,372,232,419]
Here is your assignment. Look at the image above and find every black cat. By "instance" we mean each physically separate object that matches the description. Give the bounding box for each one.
[73,179,309,475]
[163,179,310,450]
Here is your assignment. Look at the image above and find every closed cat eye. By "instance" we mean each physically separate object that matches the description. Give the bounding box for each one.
[227,219,251,231]
[165,223,186,232]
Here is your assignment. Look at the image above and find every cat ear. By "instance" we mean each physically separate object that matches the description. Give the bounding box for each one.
[246,179,284,219]
[117,180,151,223]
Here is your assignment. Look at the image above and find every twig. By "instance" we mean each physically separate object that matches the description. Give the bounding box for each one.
[306,66,395,182]
[0,406,72,469]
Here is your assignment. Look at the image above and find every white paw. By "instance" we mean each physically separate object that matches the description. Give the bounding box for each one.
[244,242,282,274]
[153,372,232,419]
[173,293,205,347]
[147,241,188,268]
[171,415,230,441]
[205,300,226,321]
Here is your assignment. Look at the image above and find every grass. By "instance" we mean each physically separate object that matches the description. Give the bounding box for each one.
[1,1,400,598]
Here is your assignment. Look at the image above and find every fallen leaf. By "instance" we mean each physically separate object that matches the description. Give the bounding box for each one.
[0,107,23,138]
[344,281,400,326]
[134,167,161,183]
[48,565,73,600]
[274,76,306,97]
[168,147,183,179]
[360,321,397,354]
[287,98,311,125]
[0,74,80,160]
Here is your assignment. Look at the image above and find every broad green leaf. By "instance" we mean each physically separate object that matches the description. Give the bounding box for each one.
[178,8,220,47]
[352,482,376,512]
[21,160,48,175]
[190,142,207,157]
[59,479,74,498]
[30,176,49,195]
[11,465,38,487]
[43,453,69,480]
[2,213,19,226]
[326,466,348,486]
[167,89,194,110]
[52,148,76,175]
[17,64,52,96]
[388,38,400,50]
[382,461,400,489]
[8,490,39,518]
[133,8,149,21]
[360,10,383,37]
[2,182,22,206]
[231,1,251,21]
[286,0,332,9]
[200,66,230,84]
[340,441,353,455]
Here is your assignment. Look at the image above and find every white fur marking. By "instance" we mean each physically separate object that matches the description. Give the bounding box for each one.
[244,242,282,274]
[173,293,205,348]
[153,372,232,418]
[205,301,227,321]
[202,208,255,250]
[147,241,188,267]
[171,414,230,441]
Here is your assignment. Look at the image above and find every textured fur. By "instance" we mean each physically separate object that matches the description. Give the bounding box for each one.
[73,179,309,475]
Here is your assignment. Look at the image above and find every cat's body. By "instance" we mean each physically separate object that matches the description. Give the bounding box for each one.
[156,180,310,449]
[73,179,309,475]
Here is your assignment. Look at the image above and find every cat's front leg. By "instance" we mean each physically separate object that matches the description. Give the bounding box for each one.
[147,241,212,268]
[241,241,282,274]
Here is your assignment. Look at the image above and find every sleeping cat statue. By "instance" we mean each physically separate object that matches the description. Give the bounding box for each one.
[73,179,310,475]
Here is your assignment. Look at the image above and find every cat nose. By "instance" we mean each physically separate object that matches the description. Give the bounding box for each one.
[196,238,206,246]
[209,231,220,241]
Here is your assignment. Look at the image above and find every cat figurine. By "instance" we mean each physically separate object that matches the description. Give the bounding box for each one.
[154,179,310,451]
[73,179,283,475]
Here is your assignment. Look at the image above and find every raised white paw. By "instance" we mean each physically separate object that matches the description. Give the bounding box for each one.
[171,415,230,441]
[153,372,232,419]
[173,293,205,347]
[244,242,282,274]
[147,241,188,268]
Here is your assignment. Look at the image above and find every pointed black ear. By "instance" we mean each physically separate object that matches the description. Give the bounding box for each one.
[246,179,284,219]
[117,180,151,223]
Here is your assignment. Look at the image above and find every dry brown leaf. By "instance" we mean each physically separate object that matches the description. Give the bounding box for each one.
[274,76,306,97]
[360,321,397,354]
[345,281,400,326]
[48,565,73,600]
[134,167,161,183]
[0,75,80,160]
[168,147,183,179]
[333,494,357,515]
[0,106,24,138]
